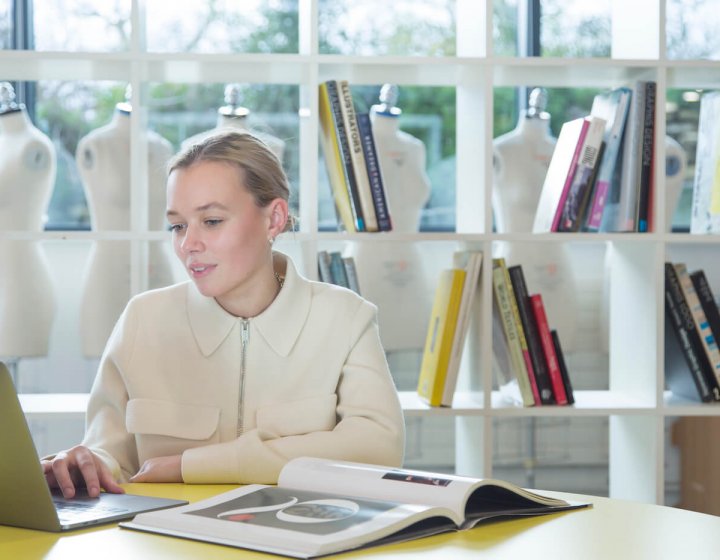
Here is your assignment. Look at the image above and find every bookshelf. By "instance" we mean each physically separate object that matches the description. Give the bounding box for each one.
[4,1,720,507]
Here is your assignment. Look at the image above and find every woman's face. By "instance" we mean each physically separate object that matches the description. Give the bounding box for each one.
[166,160,275,305]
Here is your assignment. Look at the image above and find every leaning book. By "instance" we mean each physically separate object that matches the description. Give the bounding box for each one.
[120,457,590,559]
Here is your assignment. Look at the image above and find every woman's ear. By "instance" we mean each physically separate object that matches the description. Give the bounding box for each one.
[267,198,289,238]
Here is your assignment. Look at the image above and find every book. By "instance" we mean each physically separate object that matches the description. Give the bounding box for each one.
[492,259,535,407]
[584,86,632,231]
[690,90,720,234]
[551,329,575,405]
[690,269,720,349]
[329,251,350,289]
[532,116,590,233]
[492,289,523,405]
[602,80,649,232]
[529,293,569,405]
[664,262,720,402]
[636,80,656,233]
[338,80,379,232]
[120,457,589,559]
[508,265,555,404]
[417,268,466,407]
[356,112,393,231]
[342,256,361,295]
[317,250,333,283]
[674,262,720,386]
[501,260,541,404]
[318,82,358,232]
[557,115,607,232]
[441,249,484,407]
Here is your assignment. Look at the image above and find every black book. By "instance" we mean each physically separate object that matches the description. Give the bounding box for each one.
[664,262,720,402]
[356,112,393,231]
[690,269,720,345]
[636,81,656,232]
[551,330,574,405]
[507,265,555,404]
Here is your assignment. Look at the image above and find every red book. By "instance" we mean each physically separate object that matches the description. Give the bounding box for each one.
[529,293,568,405]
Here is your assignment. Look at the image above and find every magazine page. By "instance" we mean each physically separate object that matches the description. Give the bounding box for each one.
[279,457,545,520]
[121,484,457,559]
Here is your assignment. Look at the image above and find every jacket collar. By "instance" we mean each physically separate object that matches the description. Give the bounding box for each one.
[186,252,312,358]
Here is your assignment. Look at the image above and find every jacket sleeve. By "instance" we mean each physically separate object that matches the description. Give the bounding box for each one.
[81,303,140,483]
[181,299,405,484]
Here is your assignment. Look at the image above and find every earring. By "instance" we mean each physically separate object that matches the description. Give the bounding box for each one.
[269,237,275,245]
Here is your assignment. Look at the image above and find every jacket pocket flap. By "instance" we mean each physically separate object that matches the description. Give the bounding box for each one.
[126,398,220,440]
[256,394,337,437]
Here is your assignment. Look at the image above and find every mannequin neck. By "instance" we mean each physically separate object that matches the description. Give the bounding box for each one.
[369,110,400,135]
[110,107,132,133]
[0,107,32,134]
[515,113,551,138]
[216,114,249,130]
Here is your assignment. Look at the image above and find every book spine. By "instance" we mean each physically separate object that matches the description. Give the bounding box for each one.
[550,118,591,231]
[502,263,541,405]
[664,263,718,401]
[492,259,535,406]
[636,81,656,233]
[317,250,333,283]
[558,116,607,232]
[318,83,356,232]
[508,265,555,404]
[690,91,720,234]
[356,112,393,231]
[325,80,365,232]
[338,81,378,232]
[342,256,361,295]
[674,262,720,386]
[551,329,574,405]
[529,293,569,405]
[690,270,720,347]
[612,80,646,232]
[329,251,350,288]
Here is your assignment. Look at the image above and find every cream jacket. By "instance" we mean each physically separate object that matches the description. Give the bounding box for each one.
[81,253,405,484]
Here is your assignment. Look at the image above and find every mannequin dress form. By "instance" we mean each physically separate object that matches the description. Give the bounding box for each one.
[347,85,433,351]
[0,82,58,358]
[76,97,175,358]
[493,88,578,350]
[182,84,285,163]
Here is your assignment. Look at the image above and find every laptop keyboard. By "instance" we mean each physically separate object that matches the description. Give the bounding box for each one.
[54,499,130,521]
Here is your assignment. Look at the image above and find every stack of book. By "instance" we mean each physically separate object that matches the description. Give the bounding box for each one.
[318,79,393,233]
[317,250,361,295]
[665,261,720,403]
[416,250,483,407]
[492,258,574,407]
[533,80,657,234]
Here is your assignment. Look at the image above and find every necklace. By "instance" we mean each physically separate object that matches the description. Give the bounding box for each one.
[274,271,285,289]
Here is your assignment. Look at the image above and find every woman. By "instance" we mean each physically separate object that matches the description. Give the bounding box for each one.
[44,130,405,498]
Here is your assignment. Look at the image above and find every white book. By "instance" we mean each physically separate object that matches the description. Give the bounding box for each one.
[441,249,483,406]
[121,457,588,559]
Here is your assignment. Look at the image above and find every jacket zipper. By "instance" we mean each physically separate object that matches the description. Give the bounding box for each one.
[237,319,250,437]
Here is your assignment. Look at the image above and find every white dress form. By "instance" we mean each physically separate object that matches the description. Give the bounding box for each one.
[347,97,433,351]
[493,106,578,350]
[0,104,57,358]
[76,106,175,357]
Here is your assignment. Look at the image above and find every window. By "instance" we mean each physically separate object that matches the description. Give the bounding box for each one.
[667,0,720,60]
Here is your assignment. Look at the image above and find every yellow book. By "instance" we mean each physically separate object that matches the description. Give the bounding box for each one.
[417,268,466,407]
[318,82,356,232]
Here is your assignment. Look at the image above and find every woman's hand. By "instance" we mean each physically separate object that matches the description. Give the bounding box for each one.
[42,445,124,499]
[130,455,183,483]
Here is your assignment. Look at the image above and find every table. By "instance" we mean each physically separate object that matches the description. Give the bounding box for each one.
[1,483,719,559]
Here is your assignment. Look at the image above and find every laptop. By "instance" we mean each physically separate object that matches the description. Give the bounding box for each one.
[0,363,188,531]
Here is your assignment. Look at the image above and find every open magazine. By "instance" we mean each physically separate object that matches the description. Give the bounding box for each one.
[120,457,591,558]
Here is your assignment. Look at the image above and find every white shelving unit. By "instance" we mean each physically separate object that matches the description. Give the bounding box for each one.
[5,1,720,506]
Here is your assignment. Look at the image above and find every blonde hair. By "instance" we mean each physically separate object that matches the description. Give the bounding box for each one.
[169,129,294,232]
